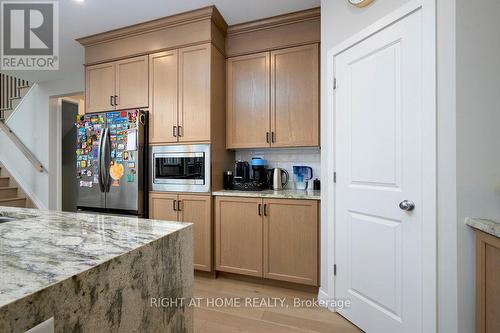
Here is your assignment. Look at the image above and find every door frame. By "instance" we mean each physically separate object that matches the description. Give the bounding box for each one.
[54,95,84,211]
[324,0,436,331]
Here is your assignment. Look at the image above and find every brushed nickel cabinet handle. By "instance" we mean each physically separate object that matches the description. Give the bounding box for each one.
[173,200,177,211]
[266,132,270,143]
[177,200,182,211]
[178,125,182,137]
[263,204,268,216]
[110,96,114,106]
[272,132,276,143]
[258,204,262,216]
[173,126,177,137]
[114,95,118,106]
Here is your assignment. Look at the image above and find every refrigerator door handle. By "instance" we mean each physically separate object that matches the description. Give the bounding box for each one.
[103,128,112,192]
[97,128,106,192]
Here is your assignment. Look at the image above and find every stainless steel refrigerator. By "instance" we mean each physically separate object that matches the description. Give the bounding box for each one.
[75,110,148,216]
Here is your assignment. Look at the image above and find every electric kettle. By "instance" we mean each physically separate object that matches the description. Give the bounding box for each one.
[270,168,289,190]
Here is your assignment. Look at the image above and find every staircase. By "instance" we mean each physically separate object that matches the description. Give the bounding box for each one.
[0,165,27,208]
[0,74,36,208]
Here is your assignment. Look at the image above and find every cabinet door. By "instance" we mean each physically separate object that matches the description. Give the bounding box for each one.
[115,56,149,110]
[149,51,179,143]
[215,197,263,277]
[178,44,211,142]
[179,195,212,272]
[85,62,115,113]
[263,199,318,285]
[271,44,319,147]
[226,52,271,148]
[149,193,178,222]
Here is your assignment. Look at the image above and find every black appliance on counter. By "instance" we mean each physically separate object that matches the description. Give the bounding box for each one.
[234,160,250,183]
[231,158,269,191]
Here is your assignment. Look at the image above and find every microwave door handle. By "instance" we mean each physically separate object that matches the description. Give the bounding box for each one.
[97,129,105,192]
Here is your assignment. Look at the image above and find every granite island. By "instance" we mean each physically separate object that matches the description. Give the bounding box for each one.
[0,207,193,333]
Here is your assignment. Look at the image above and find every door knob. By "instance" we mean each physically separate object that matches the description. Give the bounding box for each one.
[399,200,415,211]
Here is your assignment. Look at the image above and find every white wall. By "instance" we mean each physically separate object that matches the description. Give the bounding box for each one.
[235,148,321,189]
[0,74,84,209]
[456,1,500,333]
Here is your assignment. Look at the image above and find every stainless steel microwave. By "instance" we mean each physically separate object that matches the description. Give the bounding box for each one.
[150,144,211,193]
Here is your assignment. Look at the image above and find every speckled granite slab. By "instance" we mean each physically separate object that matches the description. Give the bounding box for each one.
[466,217,500,238]
[212,189,321,200]
[0,207,193,332]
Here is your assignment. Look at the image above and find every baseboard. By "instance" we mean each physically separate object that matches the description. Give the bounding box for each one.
[0,160,46,209]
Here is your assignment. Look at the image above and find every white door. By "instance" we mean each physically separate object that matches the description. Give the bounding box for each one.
[334,9,426,333]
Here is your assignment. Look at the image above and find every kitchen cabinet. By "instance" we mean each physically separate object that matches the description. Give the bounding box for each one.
[226,52,270,148]
[226,44,319,149]
[149,50,179,143]
[178,194,212,271]
[263,199,318,285]
[215,197,263,277]
[149,44,211,144]
[271,44,319,147]
[115,56,149,111]
[178,44,211,142]
[475,230,500,333]
[215,196,319,285]
[85,62,115,113]
[149,193,212,271]
[85,55,148,113]
[149,192,178,222]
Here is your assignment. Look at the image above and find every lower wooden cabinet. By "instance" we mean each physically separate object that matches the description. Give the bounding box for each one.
[150,192,178,222]
[149,192,212,272]
[263,199,318,285]
[215,196,319,286]
[214,197,263,277]
[475,230,500,333]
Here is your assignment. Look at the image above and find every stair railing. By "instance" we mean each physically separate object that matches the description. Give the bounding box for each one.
[1,73,30,121]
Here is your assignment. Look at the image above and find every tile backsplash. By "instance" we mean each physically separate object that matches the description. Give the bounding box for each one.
[235,148,321,189]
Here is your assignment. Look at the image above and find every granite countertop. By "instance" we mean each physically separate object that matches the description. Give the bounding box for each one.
[466,217,500,238]
[0,207,190,309]
[212,189,321,200]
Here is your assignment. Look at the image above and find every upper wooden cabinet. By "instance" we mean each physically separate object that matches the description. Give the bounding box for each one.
[178,44,211,142]
[226,44,319,149]
[149,50,179,143]
[226,52,270,148]
[115,56,149,110]
[271,44,319,147]
[149,43,214,144]
[85,55,149,113]
[85,62,115,113]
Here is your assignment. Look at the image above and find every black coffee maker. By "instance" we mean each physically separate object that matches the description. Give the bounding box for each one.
[234,160,250,183]
[251,157,268,185]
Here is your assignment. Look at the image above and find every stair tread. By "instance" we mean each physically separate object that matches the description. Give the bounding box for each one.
[0,196,25,202]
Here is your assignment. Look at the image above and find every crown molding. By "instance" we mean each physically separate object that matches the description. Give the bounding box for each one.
[227,7,320,36]
[77,5,227,47]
